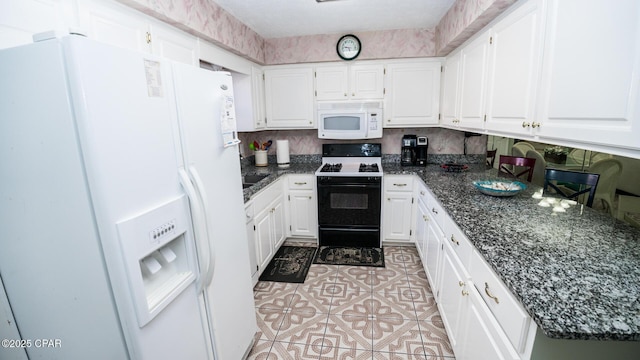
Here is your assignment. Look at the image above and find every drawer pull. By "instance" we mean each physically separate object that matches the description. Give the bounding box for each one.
[294,182,307,185]
[451,235,459,245]
[484,282,500,304]
[393,183,407,187]
[432,208,438,214]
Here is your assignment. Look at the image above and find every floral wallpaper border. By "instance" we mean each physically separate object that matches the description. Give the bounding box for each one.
[117,0,516,64]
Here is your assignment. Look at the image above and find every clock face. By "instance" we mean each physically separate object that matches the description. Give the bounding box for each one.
[337,35,361,60]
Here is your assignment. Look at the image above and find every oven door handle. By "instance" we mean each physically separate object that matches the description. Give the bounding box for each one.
[318,184,380,189]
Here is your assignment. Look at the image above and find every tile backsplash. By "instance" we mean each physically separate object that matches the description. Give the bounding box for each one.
[238,128,486,157]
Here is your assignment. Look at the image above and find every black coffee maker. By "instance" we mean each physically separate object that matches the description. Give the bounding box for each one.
[416,136,428,166]
[401,135,417,166]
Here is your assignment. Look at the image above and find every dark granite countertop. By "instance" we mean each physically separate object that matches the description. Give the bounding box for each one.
[241,158,640,341]
[387,163,640,342]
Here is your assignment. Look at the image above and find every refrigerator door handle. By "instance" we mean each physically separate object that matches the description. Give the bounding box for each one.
[178,167,211,293]
[188,166,216,289]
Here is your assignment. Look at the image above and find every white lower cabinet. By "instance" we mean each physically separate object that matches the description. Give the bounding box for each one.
[286,174,317,238]
[382,175,415,242]
[416,176,528,360]
[251,179,285,275]
[437,240,469,351]
[245,202,259,285]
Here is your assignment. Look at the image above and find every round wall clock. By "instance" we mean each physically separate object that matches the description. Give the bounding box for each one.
[336,34,361,61]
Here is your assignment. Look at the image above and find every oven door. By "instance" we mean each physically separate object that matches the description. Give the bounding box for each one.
[317,176,381,247]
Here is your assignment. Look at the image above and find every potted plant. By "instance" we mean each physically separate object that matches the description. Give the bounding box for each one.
[544,146,568,164]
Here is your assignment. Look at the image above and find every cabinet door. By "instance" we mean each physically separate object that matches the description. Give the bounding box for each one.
[425,218,443,294]
[251,66,266,130]
[288,190,317,238]
[383,192,414,242]
[385,62,441,126]
[537,0,640,149]
[484,0,544,136]
[255,209,274,270]
[271,198,286,249]
[415,197,429,260]
[79,0,150,53]
[149,22,198,65]
[458,31,490,130]
[458,286,519,360]
[0,0,72,50]
[441,53,461,127]
[315,66,348,100]
[350,64,384,99]
[264,67,315,128]
[438,242,468,351]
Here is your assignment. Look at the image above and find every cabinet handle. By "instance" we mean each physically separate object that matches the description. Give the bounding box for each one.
[145,31,152,44]
[531,122,541,128]
[431,208,438,214]
[451,235,459,245]
[394,183,407,187]
[484,282,500,304]
[522,121,531,128]
[294,182,307,185]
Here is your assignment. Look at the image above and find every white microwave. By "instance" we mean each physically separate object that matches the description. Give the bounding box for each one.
[317,101,383,140]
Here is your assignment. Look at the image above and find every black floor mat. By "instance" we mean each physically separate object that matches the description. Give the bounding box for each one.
[258,246,317,283]
[313,246,385,267]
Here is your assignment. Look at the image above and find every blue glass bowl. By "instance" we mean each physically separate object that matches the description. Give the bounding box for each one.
[472,180,526,197]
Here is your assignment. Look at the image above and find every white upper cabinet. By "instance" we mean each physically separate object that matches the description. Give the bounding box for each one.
[78,0,197,65]
[536,0,640,150]
[385,61,441,127]
[441,52,461,128]
[484,0,544,136]
[0,0,75,50]
[315,64,384,100]
[264,66,315,129]
[458,31,490,130]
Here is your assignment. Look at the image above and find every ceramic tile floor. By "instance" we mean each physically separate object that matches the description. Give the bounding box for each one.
[248,244,455,360]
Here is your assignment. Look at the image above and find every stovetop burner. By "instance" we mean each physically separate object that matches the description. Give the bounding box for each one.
[359,163,380,173]
[320,163,343,172]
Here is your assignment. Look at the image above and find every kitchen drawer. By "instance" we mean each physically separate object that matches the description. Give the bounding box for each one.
[287,174,315,190]
[470,249,531,354]
[384,175,414,192]
[253,178,283,211]
[416,182,445,230]
[444,217,473,268]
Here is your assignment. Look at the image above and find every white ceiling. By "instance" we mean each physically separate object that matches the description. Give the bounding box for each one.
[211,0,456,39]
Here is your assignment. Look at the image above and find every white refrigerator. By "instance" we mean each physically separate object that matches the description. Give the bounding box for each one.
[0,34,256,359]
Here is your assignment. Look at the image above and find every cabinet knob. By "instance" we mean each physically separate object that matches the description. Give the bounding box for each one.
[522,121,531,128]
[423,215,429,221]
[145,32,152,44]
[451,235,459,245]
[461,289,469,296]
[352,93,355,97]
[344,93,347,97]
[420,191,426,195]
[531,122,541,128]
[459,280,465,287]
[308,196,312,199]
[484,282,500,304]
[432,208,438,214]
